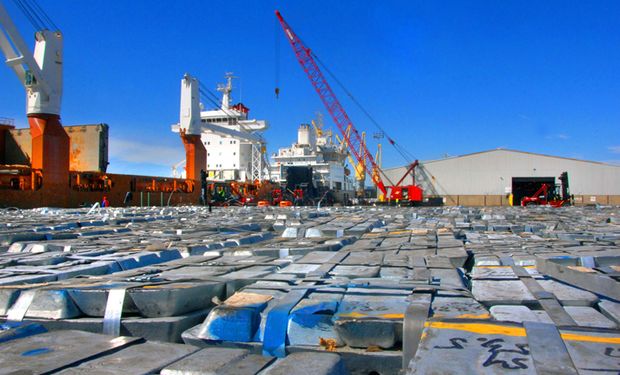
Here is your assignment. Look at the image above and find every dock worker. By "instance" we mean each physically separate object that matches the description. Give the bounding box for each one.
[200,169,207,206]
[101,196,110,208]
[293,187,303,206]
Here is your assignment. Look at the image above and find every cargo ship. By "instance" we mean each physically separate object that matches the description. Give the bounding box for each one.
[270,121,354,203]
[171,73,270,182]
[0,2,199,208]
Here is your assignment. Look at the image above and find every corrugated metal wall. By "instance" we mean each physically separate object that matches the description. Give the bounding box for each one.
[383,149,620,196]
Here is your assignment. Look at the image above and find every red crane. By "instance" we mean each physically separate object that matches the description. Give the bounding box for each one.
[275,10,422,203]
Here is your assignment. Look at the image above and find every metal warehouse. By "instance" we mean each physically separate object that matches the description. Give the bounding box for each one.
[382,149,620,206]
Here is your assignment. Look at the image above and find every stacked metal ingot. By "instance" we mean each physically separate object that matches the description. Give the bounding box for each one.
[0,205,619,374]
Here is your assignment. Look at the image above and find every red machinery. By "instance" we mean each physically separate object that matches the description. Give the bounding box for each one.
[271,188,283,206]
[388,161,423,202]
[275,11,423,204]
[521,172,572,207]
[293,187,304,205]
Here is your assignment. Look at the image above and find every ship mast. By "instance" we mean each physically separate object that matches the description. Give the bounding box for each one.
[217,72,235,110]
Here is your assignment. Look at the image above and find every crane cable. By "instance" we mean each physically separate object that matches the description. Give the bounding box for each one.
[11,0,42,30]
[275,21,418,167]
[198,82,249,126]
[27,0,57,30]
[11,0,57,31]
[198,81,270,165]
[274,13,280,99]
[311,51,418,165]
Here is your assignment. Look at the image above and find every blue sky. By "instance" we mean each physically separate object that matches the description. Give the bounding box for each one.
[1,1,619,177]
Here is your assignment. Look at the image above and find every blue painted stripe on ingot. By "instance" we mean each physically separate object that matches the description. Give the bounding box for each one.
[21,347,52,356]
[262,289,310,358]
[0,322,47,344]
[206,307,261,342]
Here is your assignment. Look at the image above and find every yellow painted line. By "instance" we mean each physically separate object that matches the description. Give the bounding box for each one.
[559,332,620,344]
[380,313,405,319]
[337,312,367,318]
[338,312,405,319]
[455,313,491,319]
[425,322,620,344]
[424,321,527,337]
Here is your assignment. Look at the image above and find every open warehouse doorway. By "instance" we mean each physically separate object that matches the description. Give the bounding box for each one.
[512,177,555,206]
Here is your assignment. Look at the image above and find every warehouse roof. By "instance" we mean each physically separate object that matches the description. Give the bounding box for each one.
[384,148,619,171]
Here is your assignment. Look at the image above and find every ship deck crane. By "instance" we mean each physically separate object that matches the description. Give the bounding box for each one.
[175,74,207,182]
[172,74,269,182]
[0,0,69,190]
[336,130,367,198]
[310,113,332,141]
[275,10,423,203]
[337,130,382,200]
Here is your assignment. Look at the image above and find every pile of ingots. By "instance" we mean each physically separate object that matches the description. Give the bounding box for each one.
[0,205,619,374]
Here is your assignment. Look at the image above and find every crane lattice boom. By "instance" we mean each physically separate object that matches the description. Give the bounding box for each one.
[275,10,387,197]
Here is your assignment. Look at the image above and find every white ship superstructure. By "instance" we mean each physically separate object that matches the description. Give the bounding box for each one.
[270,123,351,191]
[199,74,269,181]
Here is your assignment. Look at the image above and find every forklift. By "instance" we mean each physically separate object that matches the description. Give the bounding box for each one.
[521,172,573,207]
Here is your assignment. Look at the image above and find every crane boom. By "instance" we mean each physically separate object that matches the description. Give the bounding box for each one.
[0,1,62,115]
[0,1,69,191]
[275,10,387,197]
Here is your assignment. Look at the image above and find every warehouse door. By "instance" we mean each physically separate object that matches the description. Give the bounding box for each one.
[512,177,555,206]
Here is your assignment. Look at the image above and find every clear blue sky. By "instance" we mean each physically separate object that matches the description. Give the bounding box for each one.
[1,1,619,177]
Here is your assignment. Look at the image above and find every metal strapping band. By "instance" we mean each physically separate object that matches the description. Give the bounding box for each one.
[511,265,531,278]
[307,251,350,278]
[524,321,579,375]
[402,294,432,371]
[537,299,578,326]
[6,290,36,322]
[537,258,620,301]
[580,256,595,268]
[103,288,127,336]
[101,277,224,336]
[262,288,311,357]
[499,256,515,266]
[511,265,577,326]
